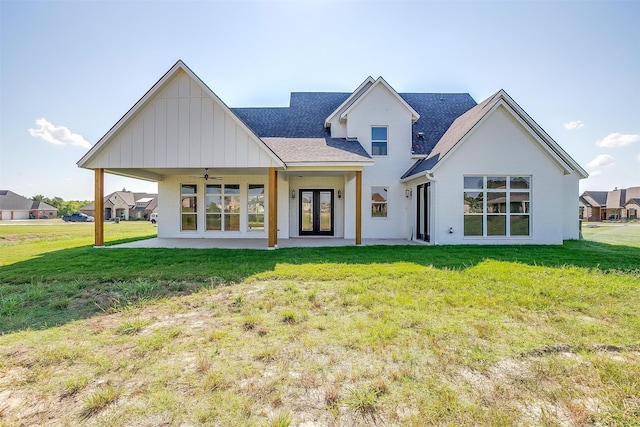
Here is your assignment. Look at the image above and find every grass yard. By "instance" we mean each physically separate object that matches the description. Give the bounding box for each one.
[0,222,639,426]
[581,221,640,248]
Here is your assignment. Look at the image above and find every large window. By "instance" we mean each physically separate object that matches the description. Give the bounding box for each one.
[181,184,197,231]
[371,126,388,156]
[463,176,530,237]
[371,186,388,218]
[206,184,240,231]
[247,185,265,230]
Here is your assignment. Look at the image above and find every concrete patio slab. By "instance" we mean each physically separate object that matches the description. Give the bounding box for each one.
[108,237,421,249]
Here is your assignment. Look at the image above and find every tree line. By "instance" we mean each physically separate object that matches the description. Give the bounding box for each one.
[32,195,90,217]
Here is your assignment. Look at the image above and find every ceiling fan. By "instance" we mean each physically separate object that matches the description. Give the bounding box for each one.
[188,168,222,181]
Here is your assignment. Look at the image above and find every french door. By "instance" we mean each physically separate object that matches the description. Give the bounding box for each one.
[299,189,334,236]
[416,183,430,242]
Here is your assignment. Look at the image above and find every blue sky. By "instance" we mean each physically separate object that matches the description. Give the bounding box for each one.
[1,0,638,200]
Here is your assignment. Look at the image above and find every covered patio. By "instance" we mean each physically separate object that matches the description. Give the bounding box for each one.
[108,237,419,250]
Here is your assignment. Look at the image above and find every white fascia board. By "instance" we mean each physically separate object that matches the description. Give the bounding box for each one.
[324,76,375,128]
[285,161,374,168]
[400,170,434,183]
[339,77,421,123]
[103,168,164,182]
[77,60,285,170]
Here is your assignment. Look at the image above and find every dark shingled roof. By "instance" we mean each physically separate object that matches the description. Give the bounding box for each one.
[232,93,350,138]
[581,191,608,206]
[399,93,477,155]
[232,92,477,158]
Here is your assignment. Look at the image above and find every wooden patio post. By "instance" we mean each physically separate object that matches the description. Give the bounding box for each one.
[268,167,278,249]
[355,170,362,245]
[94,168,105,247]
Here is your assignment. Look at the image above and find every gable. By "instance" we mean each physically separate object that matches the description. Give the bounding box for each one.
[341,77,420,124]
[78,61,283,175]
[402,90,588,181]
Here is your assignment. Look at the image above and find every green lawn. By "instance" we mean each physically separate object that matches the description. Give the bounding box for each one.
[0,222,638,426]
[582,221,640,247]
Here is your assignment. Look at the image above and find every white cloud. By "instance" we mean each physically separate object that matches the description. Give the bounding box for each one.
[28,118,91,149]
[596,132,640,148]
[563,120,584,130]
[589,170,602,177]
[587,154,615,168]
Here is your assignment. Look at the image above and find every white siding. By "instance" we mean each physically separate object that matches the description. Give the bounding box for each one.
[345,83,415,239]
[430,106,568,245]
[86,70,279,169]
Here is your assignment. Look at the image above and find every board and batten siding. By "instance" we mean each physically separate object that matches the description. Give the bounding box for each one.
[88,70,279,170]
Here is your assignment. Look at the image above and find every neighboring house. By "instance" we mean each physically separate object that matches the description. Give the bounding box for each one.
[0,190,58,220]
[80,190,158,220]
[77,61,587,247]
[580,187,640,221]
[579,190,608,221]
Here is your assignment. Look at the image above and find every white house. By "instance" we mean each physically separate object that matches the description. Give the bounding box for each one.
[78,61,587,247]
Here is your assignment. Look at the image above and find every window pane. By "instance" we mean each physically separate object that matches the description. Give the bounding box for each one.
[372,203,387,217]
[510,215,530,236]
[510,192,530,213]
[248,185,264,195]
[206,196,222,213]
[487,192,506,213]
[225,196,240,213]
[181,196,197,213]
[464,215,483,236]
[248,214,264,230]
[225,214,240,231]
[510,176,530,189]
[464,191,483,213]
[464,176,484,189]
[248,185,265,230]
[372,127,387,140]
[206,214,221,230]
[487,177,507,189]
[206,184,221,194]
[371,187,387,202]
[225,184,240,194]
[487,215,506,235]
[181,184,197,194]
[372,142,387,155]
[182,214,197,231]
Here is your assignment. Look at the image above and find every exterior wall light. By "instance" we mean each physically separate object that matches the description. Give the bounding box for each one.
[405,189,412,199]
[338,190,342,199]
[291,190,296,199]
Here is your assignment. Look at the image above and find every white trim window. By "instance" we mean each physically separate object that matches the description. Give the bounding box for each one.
[371,126,388,156]
[247,184,265,230]
[180,184,198,231]
[371,186,388,218]
[206,184,240,231]
[463,176,531,237]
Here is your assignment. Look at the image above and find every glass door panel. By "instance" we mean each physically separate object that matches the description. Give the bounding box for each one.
[301,191,314,232]
[319,191,332,232]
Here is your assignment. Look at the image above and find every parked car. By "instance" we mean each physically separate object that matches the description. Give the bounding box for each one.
[150,213,158,224]
[62,212,94,222]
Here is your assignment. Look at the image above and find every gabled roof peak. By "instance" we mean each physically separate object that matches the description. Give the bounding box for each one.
[338,77,420,123]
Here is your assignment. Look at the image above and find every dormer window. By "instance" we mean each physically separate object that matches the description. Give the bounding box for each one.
[371,126,388,156]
